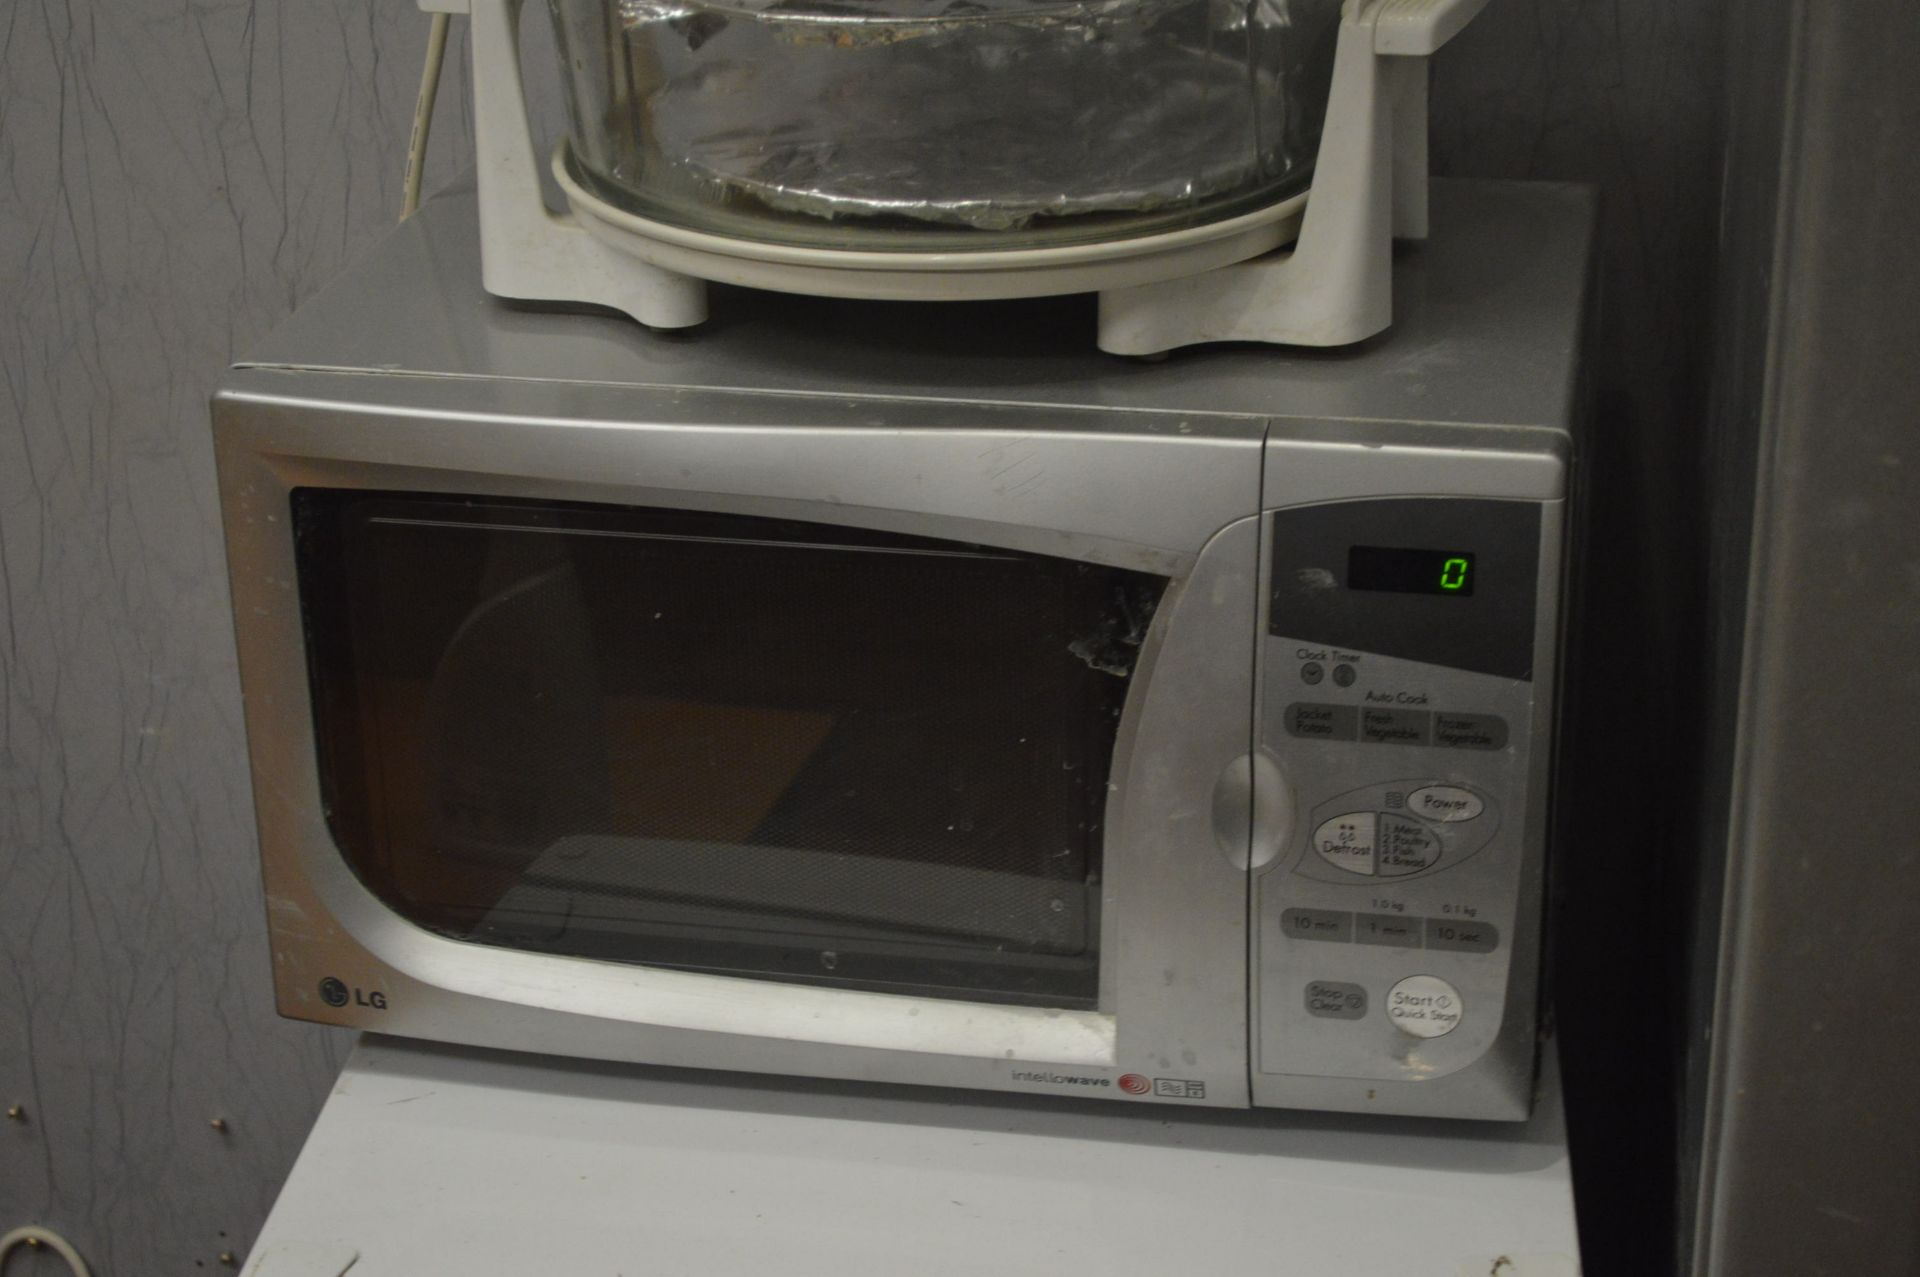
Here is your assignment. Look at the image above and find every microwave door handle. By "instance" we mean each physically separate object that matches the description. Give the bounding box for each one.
[1211,753,1294,871]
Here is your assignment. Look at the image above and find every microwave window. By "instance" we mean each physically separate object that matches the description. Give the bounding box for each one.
[292,490,1165,1009]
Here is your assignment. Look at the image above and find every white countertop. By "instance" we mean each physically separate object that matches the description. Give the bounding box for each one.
[245,1034,1579,1276]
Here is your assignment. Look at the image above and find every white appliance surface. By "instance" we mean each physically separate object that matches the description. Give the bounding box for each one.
[244,1035,1579,1276]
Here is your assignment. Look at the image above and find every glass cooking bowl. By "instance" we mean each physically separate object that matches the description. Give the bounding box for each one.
[546,0,1342,252]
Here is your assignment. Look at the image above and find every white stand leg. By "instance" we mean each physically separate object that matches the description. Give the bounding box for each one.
[1097,0,1488,355]
[1390,58,1432,241]
[424,0,707,329]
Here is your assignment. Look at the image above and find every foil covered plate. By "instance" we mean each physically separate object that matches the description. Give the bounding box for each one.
[630,0,1296,231]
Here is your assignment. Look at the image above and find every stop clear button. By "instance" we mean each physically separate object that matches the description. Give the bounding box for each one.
[1408,785,1484,823]
[1387,975,1463,1039]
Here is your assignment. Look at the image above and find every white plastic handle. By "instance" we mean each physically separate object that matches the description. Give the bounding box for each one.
[1097,0,1490,353]
[457,0,708,327]
[1370,0,1492,56]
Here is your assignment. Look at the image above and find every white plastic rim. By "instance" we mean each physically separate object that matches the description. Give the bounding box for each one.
[552,144,1310,302]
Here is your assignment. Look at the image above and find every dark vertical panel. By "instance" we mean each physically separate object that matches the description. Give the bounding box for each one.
[1694,1,1920,1273]
[1682,0,1795,1269]
[1432,5,1729,1273]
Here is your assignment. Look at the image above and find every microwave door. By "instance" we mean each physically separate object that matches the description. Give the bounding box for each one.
[427,532,612,867]
[295,488,1160,1011]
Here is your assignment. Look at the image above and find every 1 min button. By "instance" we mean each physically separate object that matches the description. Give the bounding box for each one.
[1356,913,1422,947]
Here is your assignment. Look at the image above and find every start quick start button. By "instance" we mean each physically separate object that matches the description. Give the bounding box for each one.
[1387,975,1463,1039]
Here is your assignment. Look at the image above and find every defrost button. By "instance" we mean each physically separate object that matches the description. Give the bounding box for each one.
[1312,813,1376,876]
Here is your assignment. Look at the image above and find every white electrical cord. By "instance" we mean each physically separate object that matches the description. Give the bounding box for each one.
[402,12,454,220]
[0,1226,94,1277]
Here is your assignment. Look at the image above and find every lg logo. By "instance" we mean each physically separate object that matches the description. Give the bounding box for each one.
[319,977,387,1011]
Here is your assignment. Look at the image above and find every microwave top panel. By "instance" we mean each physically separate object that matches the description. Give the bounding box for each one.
[230,177,1593,442]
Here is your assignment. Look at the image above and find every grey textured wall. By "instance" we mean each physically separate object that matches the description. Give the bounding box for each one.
[1,2,1721,1273]
[1,6,472,1272]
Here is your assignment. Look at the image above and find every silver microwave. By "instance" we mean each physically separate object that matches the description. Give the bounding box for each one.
[213,178,1592,1121]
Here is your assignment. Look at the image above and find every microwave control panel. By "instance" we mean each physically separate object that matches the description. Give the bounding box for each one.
[1252,498,1552,1104]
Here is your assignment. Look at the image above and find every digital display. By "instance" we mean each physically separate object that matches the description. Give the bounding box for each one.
[1347,546,1475,597]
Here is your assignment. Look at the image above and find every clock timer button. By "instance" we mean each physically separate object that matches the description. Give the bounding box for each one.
[1387,975,1463,1039]
[1312,813,1376,875]
[1408,785,1484,822]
